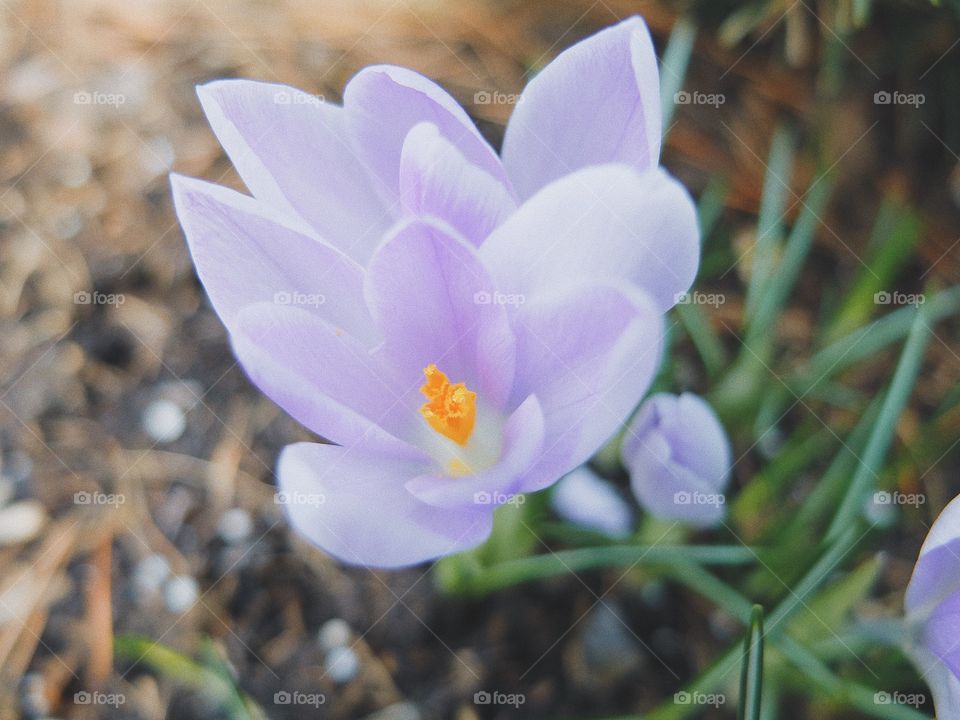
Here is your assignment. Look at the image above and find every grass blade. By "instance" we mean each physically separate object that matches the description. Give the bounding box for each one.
[660,17,698,130]
[738,606,765,720]
[826,302,933,542]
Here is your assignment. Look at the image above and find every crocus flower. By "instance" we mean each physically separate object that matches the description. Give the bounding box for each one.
[171,16,699,567]
[551,467,633,539]
[904,495,960,717]
[621,393,731,527]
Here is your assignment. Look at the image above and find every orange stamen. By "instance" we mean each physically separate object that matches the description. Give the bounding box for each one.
[419,364,477,446]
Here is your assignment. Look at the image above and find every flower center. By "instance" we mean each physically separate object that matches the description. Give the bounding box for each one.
[419,364,476,446]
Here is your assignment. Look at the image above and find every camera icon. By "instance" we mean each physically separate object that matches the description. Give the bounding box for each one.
[74,491,92,505]
[273,291,292,305]
[473,290,491,305]
[874,491,892,505]
[74,291,92,305]
[474,691,492,704]
[874,691,892,705]
[874,291,891,305]
[674,691,692,705]
[674,491,691,505]
[274,492,290,505]
[274,691,292,705]
[673,291,691,305]
[674,91,691,105]
[473,491,492,505]
[474,91,492,105]
[874,91,892,105]
[74,91,92,105]
[273,91,291,105]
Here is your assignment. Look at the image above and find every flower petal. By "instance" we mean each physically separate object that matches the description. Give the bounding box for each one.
[364,218,517,411]
[502,16,661,199]
[906,496,960,616]
[231,303,425,456]
[478,164,699,312]
[197,80,392,263]
[344,65,509,200]
[551,466,633,538]
[906,643,960,720]
[278,441,493,568]
[170,174,375,344]
[404,393,545,508]
[399,122,517,245]
[623,393,732,494]
[624,429,727,527]
[508,282,664,493]
[924,590,960,680]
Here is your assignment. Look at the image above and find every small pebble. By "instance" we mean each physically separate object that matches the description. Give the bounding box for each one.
[0,501,47,546]
[20,672,49,716]
[317,618,352,652]
[143,399,186,443]
[163,574,199,613]
[57,153,93,188]
[133,553,170,596]
[324,646,360,683]
[363,702,422,720]
[864,495,898,528]
[217,508,253,545]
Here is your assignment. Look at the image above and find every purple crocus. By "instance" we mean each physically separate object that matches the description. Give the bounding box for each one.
[171,17,700,567]
[904,495,960,717]
[622,393,731,527]
[551,467,633,539]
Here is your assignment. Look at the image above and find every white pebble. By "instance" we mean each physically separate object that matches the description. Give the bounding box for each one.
[217,508,253,544]
[324,646,360,683]
[163,575,199,613]
[20,673,49,716]
[0,501,47,546]
[364,702,422,720]
[133,553,170,596]
[143,399,186,443]
[317,618,352,652]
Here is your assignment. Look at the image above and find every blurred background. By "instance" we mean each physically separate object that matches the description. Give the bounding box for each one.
[0,0,959,718]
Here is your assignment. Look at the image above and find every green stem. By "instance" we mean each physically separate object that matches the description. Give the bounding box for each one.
[444,544,759,596]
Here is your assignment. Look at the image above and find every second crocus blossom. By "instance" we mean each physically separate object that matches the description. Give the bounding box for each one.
[551,467,634,539]
[172,16,700,568]
[621,393,731,527]
[904,496,960,719]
